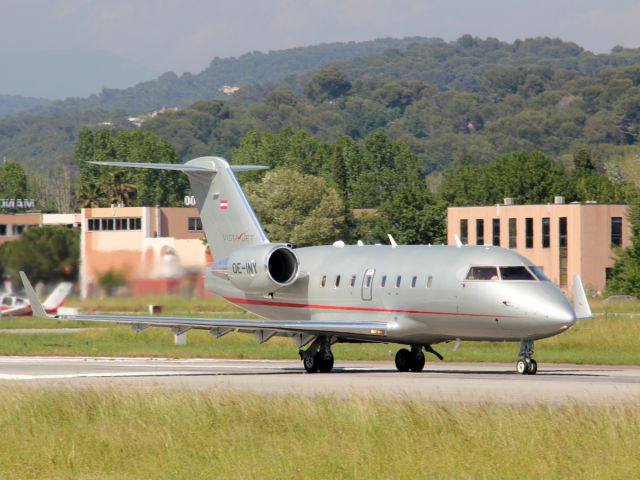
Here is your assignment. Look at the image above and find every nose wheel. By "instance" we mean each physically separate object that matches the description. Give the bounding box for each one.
[516,340,538,375]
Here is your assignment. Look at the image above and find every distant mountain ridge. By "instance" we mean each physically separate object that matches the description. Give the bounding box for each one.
[0,95,51,117]
[26,37,441,116]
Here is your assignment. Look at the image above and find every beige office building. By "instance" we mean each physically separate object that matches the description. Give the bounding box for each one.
[447,200,631,295]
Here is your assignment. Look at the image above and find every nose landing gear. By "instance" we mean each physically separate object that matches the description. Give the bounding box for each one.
[516,340,537,375]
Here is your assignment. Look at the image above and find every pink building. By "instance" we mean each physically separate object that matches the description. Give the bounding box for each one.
[81,207,210,298]
[447,199,631,295]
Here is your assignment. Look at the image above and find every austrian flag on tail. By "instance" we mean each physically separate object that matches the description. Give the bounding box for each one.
[220,199,228,210]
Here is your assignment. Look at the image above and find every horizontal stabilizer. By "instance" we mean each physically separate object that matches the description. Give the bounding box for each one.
[89,161,269,172]
[572,275,593,320]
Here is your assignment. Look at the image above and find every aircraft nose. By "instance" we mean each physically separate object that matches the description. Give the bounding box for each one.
[544,299,576,331]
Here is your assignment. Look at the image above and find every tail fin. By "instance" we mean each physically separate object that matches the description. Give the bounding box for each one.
[42,282,72,312]
[90,157,269,259]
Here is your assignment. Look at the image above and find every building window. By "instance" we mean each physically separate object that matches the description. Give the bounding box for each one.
[605,268,614,281]
[492,218,500,246]
[509,218,517,248]
[559,217,568,287]
[0,225,6,236]
[188,217,203,232]
[476,219,484,245]
[525,218,533,248]
[130,218,141,230]
[611,217,622,246]
[460,219,468,244]
[542,217,550,248]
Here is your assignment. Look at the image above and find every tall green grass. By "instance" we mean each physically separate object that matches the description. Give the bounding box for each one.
[0,388,637,479]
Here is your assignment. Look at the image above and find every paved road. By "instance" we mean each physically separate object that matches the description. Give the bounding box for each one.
[1,356,639,404]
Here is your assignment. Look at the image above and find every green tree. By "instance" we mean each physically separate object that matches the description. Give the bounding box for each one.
[245,169,346,246]
[304,67,352,103]
[75,128,189,207]
[0,161,29,211]
[606,196,640,296]
[0,226,79,284]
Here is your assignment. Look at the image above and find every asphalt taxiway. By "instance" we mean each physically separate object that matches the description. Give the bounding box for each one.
[1,356,639,404]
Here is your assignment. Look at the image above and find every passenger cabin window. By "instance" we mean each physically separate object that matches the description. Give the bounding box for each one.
[335,275,341,288]
[396,276,401,288]
[350,275,356,287]
[321,275,326,287]
[500,266,535,281]
[466,267,498,281]
[427,276,433,288]
[380,275,387,287]
[365,274,373,288]
[411,276,417,288]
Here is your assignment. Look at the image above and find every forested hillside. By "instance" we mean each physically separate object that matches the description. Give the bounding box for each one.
[2,36,640,175]
[0,94,50,117]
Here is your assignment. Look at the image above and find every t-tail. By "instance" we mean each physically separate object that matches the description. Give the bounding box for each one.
[90,157,270,259]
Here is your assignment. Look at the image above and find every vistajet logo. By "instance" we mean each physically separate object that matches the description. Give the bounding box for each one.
[222,232,255,242]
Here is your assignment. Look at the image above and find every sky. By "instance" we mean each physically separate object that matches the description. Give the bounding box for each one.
[2,0,640,98]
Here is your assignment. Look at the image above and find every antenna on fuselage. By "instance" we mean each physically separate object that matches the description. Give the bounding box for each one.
[357,240,364,246]
[387,234,398,248]
[454,234,463,248]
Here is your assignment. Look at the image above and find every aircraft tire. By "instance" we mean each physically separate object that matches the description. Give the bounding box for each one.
[303,354,319,373]
[318,354,334,373]
[516,359,528,375]
[395,348,412,372]
[527,359,538,375]
[410,353,425,373]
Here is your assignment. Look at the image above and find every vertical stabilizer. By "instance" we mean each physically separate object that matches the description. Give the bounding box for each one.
[183,157,269,259]
[42,282,72,312]
[90,157,270,259]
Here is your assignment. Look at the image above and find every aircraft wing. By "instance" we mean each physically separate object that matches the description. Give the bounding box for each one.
[0,304,31,317]
[19,272,388,344]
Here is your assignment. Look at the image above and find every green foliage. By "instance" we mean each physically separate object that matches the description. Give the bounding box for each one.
[0,160,29,209]
[359,187,446,245]
[75,128,189,207]
[245,169,345,246]
[98,269,129,297]
[304,66,352,103]
[0,226,79,284]
[606,196,640,296]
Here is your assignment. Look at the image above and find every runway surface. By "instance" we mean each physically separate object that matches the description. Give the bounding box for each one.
[1,356,639,404]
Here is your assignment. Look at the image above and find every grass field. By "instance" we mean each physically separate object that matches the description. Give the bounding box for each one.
[0,388,637,479]
[1,295,639,364]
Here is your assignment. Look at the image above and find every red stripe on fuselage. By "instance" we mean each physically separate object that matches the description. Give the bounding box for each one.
[224,296,517,318]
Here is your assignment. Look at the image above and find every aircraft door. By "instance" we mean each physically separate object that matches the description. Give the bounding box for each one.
[361,268,375,301]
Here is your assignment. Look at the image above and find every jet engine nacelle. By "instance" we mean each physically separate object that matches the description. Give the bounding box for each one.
[226,244,300,294]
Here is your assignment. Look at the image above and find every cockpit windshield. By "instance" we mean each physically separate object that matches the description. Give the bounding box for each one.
[466,266,499,281]
[466,266,540,281]
[529,266,550,282]
[499,266,535,280]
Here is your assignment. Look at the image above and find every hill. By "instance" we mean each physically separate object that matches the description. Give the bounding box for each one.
[0,95,51,117]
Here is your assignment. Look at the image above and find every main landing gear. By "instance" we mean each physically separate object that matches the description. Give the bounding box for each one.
[516,340,537,375]
[299,337,334,373]
[394,344,443,372]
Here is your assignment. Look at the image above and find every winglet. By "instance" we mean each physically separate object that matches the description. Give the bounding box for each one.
[388,234,398,248]
[572,275,593,320]
[454,234,463,248]
[19,272,48,318]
